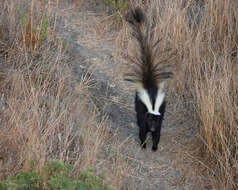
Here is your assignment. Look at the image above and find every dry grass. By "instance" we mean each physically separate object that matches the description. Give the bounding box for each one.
[153,0,238,189]
[170,1,238,189]
[0,0,87,175]
[0,1,133,189]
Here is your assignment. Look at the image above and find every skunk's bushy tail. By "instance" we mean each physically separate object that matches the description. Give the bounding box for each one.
[124,7,174,88]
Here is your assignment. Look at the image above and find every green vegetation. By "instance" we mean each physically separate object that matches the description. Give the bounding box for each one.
[40,14,49,42]
[0,172,42,190]
[0,161,115,190]
[104,0,129,12]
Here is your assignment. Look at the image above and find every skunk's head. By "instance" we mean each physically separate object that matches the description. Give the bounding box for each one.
[146,113,161,132]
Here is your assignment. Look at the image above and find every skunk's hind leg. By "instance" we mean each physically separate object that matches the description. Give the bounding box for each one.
[139,127,147,149]
[152,128,161,151]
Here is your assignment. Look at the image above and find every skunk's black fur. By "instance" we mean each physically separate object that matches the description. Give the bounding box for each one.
[135,90,166,151]
[124,7,174,151]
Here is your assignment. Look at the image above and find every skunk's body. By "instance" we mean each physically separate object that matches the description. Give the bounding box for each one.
[124,7,174,151]
[135,85,166,151]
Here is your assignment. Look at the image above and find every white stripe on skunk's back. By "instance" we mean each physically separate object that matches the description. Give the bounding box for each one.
[154,89,165,114]
[137,87,165,116]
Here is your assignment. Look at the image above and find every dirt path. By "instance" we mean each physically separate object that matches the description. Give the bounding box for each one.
[56,2,196,189]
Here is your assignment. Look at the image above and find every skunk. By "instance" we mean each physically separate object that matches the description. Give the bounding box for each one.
[124,7,174,151]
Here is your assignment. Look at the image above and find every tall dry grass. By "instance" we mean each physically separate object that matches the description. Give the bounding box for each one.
[0,0,89,175]
[0,1,133,189]
[152,0,238,189]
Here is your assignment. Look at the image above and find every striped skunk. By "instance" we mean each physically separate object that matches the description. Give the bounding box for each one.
[124,7,174,151]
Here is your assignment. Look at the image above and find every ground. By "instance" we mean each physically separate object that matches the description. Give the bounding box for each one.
[55,1,198,189]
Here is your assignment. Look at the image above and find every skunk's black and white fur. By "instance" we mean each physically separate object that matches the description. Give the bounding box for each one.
[124,7,174,151]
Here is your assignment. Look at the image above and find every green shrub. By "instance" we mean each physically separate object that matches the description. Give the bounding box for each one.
[43,161,76,190]
[78,169,114,190]
[0,171,42,190]
[0,161,115,190]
